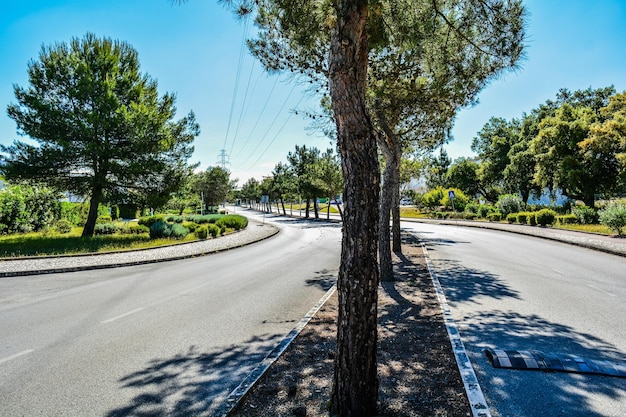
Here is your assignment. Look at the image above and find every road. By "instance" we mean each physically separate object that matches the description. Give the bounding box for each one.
[0,213,341,416]
[402,221,626,417]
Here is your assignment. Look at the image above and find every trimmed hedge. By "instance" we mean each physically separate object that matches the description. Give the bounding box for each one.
[535,209,557,226]
[94,223,119,235]
[215,214,248,231]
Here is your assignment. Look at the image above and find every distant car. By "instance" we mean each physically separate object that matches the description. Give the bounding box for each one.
[329,199,343,205]
[400,198,412,206]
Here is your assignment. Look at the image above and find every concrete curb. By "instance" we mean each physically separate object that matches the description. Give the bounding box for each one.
[0,220,279,278]
[216,285,338,417]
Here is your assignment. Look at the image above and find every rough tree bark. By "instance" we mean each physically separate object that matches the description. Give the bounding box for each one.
[329,1,380,416]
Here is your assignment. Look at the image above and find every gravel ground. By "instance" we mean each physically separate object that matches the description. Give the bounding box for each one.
[0,221,278,277]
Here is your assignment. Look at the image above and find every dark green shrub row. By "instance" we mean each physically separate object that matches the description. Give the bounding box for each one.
[215,214,248,231]
[94,223,119,235]
[138,215,166,228]
[149,220,189,239]
[184,214,223,224]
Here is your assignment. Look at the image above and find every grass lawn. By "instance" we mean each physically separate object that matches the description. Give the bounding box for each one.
[1,227,197,258]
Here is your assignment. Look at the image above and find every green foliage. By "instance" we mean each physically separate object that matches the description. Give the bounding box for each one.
[97,215,113,224]
[166,215,184,223]
[477,204,495,219]
[463,212,478,220]
[487,212,502,222]
[2,33,198,237]
[497,194,523,218]
[183,221,198,233]
[194,225,208,240]
[423,187,445,210]
[441,188,469,211]
[184,214,222,224]
[170,223,189,239]
[60,202,83,226]
[0,184,61,234]
[55,220,73,234]
[192,167,235,209]
[464,201,480,214]
[149,220,172,239]
[138,215,166,228]
[517,212,530,224]
[557,214,578,225]
[572,206,599,224]
[207,223,220,238]
[119,224,149,235]
[599,202,626,235]
[528,212,537,226]
[215,214,248,231]
[94,223,119,235]
[535,209,557,226]
[506,213,517,223]
[118,204,139,220]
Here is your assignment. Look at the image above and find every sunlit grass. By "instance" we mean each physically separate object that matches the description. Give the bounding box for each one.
[399,207,429,218]
[553,223,612,235]
[0,227,198,258]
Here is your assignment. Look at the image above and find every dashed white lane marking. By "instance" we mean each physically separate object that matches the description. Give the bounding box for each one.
[101,308,144,324]
[0,349,34,365]
[179,283,211,295]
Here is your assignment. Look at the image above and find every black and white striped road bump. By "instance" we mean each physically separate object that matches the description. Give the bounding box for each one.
[485,349,626,378]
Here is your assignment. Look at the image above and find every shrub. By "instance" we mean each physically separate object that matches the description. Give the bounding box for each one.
[464,212,478,220]
[465,201,480,214]
[185,214,222,224]
[195,226,208,239]
[441,188,469,212]
[573,206,598,224]
[215,214,248,231]
[557,214,577,225]
[528,212,537,226]
[207,223,220,238]
[170,223,189,239]
[138,215,166,228]
[119,224,149,235]
[516,212,528,224]
[94,223,119,235]
[60,202,83,226]
[477,204,495,219]
[55,219,73,234]
[535,209,557,226]
[487,212,502,222]
[183,222,198,233]
[422,187,446,210]
[149,220,172,239]
[506,213,517,223]
[97,215,112,223]
[166,215,184,223]
[599,202,626,236]
[497,194,523,218]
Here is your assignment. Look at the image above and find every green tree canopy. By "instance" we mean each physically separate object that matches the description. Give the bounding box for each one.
[191,166,236,209]
[1,33,198,236]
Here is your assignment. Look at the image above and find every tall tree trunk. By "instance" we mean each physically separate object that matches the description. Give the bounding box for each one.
[281,198,286,215]
[82,186,103,237]
[314,199,320,219]
[391,157,402,253]
[305,197,310,218]
[379,160,394,281]
[329,2,380,416]
[327,195,331,220]
[335,201,344,220]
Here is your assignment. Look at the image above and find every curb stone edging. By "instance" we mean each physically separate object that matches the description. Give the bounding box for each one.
[216,284,338,417]
[421,242,492,417]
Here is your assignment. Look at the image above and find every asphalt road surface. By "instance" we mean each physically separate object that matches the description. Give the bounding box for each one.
[403,221,626,417]
[0,214,341,416]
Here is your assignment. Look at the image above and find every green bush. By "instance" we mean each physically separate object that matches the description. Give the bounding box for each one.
[422,187,445,210]
[170,223,189,239]
[535,209,557,226]
[573,206,598,224]
[118,204,138,220]
[184,214,222,224]
[465,201,480,214]
[517,212,529,224]
[506,213,517,223]
[97,215,112,223]
[497,194,523,218]
[195,226,208,239]
[149,220,172,239]
[599,202,626,236]
[487,212,502,222]
[119,224,149,235]
[215,214,248,231]
[138,215,166,228]
[528,212,537,226]
[94,223,119,235]
[557,214,577,225]
[477,205,495,219]
[207,223,220,238]
[55,219,73,234]
[60,202,83,226]
[183,222,198,233]
[441,188,469,211]
[166,215,184,223]
[464,212,478,220]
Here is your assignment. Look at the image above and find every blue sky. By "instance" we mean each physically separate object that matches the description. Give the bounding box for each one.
[1,1,626,185]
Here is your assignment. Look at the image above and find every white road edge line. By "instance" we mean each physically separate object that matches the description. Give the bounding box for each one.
[0,349,34,366]
[421,242,492,417]
[215,284,337,417]
[101,308,144,324]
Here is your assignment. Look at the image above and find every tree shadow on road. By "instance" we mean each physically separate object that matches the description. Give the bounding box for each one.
[105,333,283,417]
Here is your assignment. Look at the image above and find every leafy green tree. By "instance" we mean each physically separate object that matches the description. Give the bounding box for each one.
[212,1,525,414]
[239,177,261,207]
[270,162,297,215]
[424,148,452,190]
[446,158,481,198]
[286,145,323,219]
[191,167,235,211]
[1,33,198,237]
[316,148,344,220]
[531,87,620,207]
